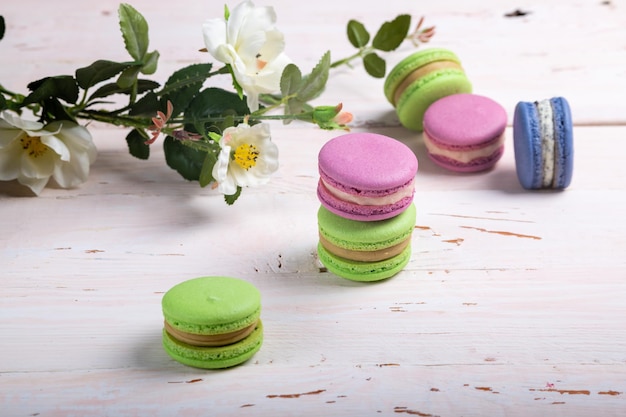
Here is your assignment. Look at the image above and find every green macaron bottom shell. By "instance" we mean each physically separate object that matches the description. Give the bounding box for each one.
[162,320,264,369]
[318,243,412,282]
[396,69,472,131]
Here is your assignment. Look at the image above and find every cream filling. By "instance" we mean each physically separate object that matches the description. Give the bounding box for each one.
[423,132,505,164]
[536,99,555,187]
[321,178,414,206]
[319,234,411,262]
[164,320,257,347]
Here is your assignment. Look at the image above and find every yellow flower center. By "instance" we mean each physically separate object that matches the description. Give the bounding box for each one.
[20,135,48,158]
[233,143,259,170]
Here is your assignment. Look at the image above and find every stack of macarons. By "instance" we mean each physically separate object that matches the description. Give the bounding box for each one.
[161,276,263,369]
[316,132,418,282]
[384,47,573,187]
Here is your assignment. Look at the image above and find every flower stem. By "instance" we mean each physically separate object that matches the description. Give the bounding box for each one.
[330,46,373,69]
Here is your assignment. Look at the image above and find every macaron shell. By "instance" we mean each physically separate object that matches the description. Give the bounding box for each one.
[318,133,418,194]
[550,97,574,188]
[318,204,416,252]
[426,146,504,173]
[513,101,543,189]
[384,48,464,104]
[396,70,472,131]
[162,276,261,335]
[318,243,412,282]
[162,320,263,369]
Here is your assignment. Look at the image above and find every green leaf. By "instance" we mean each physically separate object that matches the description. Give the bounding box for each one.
[372,14,411,52]
[280,64,303,97]
[140,50,159,75]
[199,152,217,187]
[75,60,132,90]
[347,20,370,48]
[118,3,149,61]
[117,65,141,89]
[126,129,150,159]
[24,76,79,105]
[0,95,6,111]
[40,98,75,122]
[363,52,386,78]
[163,136,206,181]
[129,91,159,116]
[297,51,330,102]
[89,79,160,100]
[0,16,5,41]
[160,63,213,117]
[185,87,250,136]
[224,187,242,205]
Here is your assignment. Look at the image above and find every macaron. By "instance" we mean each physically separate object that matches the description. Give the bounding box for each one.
[317,203,416,282]
[317,132,418,221]
[513,97,574,189]
[161,276,263,369]
[384,48,472,131]
[422,93,507,172]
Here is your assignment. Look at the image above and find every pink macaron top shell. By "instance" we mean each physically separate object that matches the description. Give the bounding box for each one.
[422,94,507,172]
[318,133,418,196]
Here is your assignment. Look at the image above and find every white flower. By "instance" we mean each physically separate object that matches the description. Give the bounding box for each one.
[212,122,278,195]
[0,112,97,195]
[202,0,291,111]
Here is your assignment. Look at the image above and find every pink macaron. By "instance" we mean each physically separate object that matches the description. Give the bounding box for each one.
[422,93,507,172]
[317,132,418,221]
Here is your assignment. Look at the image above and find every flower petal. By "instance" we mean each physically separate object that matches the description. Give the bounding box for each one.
[202,18,228,58]
[16,174,48,195]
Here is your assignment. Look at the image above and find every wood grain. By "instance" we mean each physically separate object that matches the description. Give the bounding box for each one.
[1,0,625,416]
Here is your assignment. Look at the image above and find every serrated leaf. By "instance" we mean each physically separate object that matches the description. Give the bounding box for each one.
[40,97,75,122]
[284,97,305,122]
[160,63,213,117]
[372,14,411,52]
[199,152,217,187]
[118,4,149,61]
[140,50,159,75]
[0,95,6,111]
[185,87,249,136]
[117,65,141,89]
[89,79,160,100]
[363,52,386,78]
[24,76,79,105]
[280,64,303,97]
[224,186,242,205]
[297,51,330,102]
[129,91,159,116]
[126,129,150,159]
[75,60,132,90]
[163,136,206,181]
[347,20,370,48]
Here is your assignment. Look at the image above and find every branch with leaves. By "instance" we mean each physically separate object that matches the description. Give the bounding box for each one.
[0,1,434,203]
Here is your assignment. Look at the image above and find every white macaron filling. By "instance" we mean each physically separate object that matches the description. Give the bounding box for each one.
[535,99,555,187]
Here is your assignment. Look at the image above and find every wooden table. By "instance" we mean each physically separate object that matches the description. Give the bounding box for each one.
[2,1,625,415]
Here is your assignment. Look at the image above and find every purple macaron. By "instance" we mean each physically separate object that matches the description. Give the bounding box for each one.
[317,133,418,221]
[422,93,507,172]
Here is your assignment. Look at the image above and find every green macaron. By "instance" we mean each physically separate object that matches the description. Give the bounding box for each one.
[161,276,263,369]
[317,203,416,282]
[384,48,472,131]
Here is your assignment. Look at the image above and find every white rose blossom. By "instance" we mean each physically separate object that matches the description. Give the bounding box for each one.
[202,0,291,111]
[0,112,97,195]
[212,122,278,195]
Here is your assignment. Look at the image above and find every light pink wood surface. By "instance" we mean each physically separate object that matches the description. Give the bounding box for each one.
[1,1,625,416]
